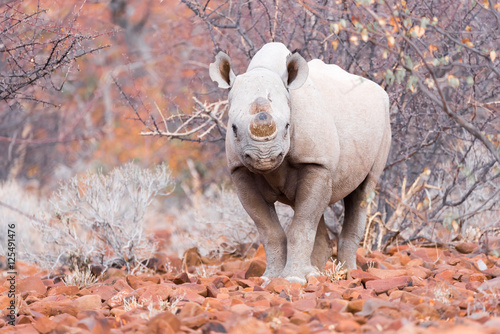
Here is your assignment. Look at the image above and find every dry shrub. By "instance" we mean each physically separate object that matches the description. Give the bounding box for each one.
[28,163,173,272]
[0,181,46,261]
[167,188,258,259]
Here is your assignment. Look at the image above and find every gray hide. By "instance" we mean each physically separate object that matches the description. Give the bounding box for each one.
[209,42,391,284]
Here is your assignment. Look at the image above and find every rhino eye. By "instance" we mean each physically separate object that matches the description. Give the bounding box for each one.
[232,124,238,137]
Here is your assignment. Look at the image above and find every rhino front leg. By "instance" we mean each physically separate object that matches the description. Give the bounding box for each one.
[231,168,287,278]
[310,215,333,271]
[281,165,332,284]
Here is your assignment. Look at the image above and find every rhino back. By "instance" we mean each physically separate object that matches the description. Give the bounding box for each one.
[289,59,390,201]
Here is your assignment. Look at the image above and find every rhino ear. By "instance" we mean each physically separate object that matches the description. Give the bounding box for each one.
[209,52,236,89]
[284,52,308,90]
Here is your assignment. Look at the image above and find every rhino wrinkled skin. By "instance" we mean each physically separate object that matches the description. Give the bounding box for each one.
[209,43,391,284]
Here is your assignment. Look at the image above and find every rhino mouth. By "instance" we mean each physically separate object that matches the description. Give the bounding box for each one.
[243,152,284,174]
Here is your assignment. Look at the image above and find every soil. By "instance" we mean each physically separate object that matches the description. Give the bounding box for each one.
[1,242,500,333]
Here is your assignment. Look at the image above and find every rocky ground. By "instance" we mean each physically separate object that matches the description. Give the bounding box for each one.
[1,242,500,333]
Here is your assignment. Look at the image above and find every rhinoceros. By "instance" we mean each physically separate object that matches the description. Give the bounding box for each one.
[209,42,391,283]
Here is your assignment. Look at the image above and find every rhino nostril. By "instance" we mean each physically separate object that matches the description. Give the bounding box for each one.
[277,152,284,160]
[244,153,252,161]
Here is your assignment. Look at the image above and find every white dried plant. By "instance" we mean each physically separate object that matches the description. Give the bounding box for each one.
[318,258,347,282]
[35,163,173,271]
[63,265,98,289]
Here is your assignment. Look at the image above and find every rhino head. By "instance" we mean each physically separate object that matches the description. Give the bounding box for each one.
[209,44,309,173]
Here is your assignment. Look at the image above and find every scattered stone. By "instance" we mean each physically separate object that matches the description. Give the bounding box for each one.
[32,316,57,334]
[146,311,181,334]
[47,285,79,297]
[173,272,190,285]
[245,258,266,279]
[349,269,381,283]
[367,268,408,279]
[73,295,102,311]
[366,276,412,294]
[455,242,477,254]
[18,277,47,295]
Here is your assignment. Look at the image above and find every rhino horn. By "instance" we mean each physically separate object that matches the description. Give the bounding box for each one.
[249,111,277,141]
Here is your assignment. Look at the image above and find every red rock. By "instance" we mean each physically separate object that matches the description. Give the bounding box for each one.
[146,311,181,334]
[291,298,316,312]
[179,283,207,297]
[383,256,402,266]
[337,319,361,332]
[88,285,117,301]
[76,309,108,319]
[47,285,79,296]
[230,303,253,316]
[29,299,79,317]
[176,288,205,304]
[137,284,172,304]
[16,315,33,324]
[212,275,233,288]
[367,268,407,279]
[245,258,266,279]
[229,317,271,334]
[0,295,10,310]
[346,299,365,313]
[178,302,203,319]
[469,273,486,282]
[412,303,440,321]
[406,258,424,267]
[366,276,411,294]
[32,316,57,334]
[18,277,47,295]
[290,311,310,325]
[172,272,190,285]
[235,279,256,288]
[455,242,477,254]
[112,279,134,293]
[127,274,160,289]
[435,269,456,282]
[221,260,245,273]
[264,278,292,292]
[77,288,91,296]
[102,268,127,281]
[201,321,227,334]
[76,317,97,331]
[182,247,202,267]
[479,276,500,291]
[6,324,38,334]
[202,298,226,312]
[50,313,79,327]
[206,283,219,298]
[349,269,381,283]
[466,281,482,292]
[356,251,369,270]
[181,313,210,328]
[72,295,100,312]
[442,305,460,320]
[357,298,398,317]
[400,291,425,304]
[406,266,431,279]
[342,287,362,301]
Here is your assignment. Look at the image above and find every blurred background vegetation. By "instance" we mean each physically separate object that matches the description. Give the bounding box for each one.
[0,0,499,269]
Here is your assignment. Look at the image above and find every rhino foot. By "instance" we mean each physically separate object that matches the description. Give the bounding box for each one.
[282,265,319,285]
[284,275,307,285]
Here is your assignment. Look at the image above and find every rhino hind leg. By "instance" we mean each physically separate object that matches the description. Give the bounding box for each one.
[310,215,332,271]
[338,177,372,271]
